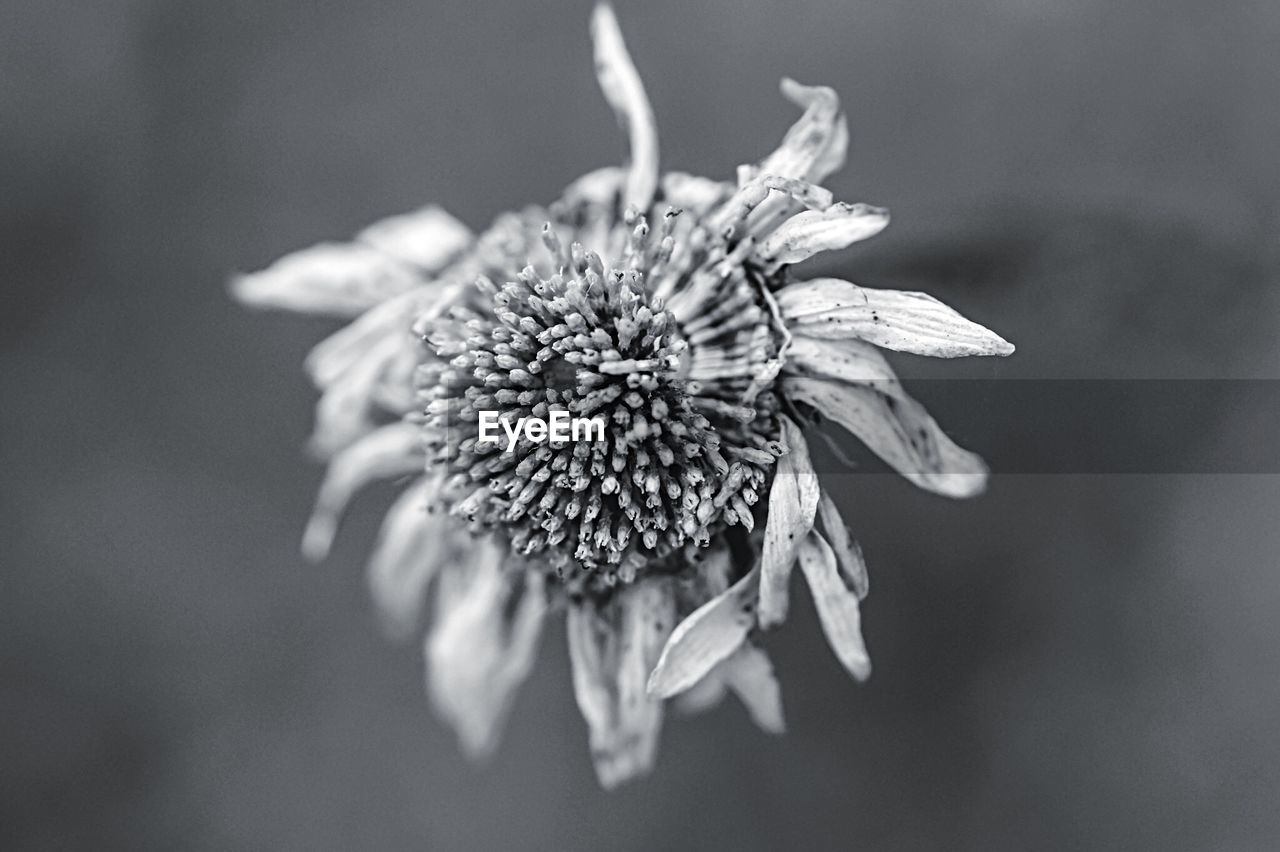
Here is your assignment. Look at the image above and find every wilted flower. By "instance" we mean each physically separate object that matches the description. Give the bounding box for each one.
[235,4,1013,788]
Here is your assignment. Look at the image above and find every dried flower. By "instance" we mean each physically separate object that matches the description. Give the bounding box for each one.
[234,4,1013,788]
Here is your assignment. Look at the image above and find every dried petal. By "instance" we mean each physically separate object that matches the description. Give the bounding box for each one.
[671,642,785,735]
[308,334,403,457]
[232,243,414,318]
[784,376,989,498]
[758,415,821,628]
[305,289,424,390]
[784,334,904,398]
[426,546,546,758]
[568,579,675,789]
[798,531,871,681]
[661,171,734,213]
[233,206,470,318]
[367,476,449,639]
[647,566,759,698]
[356,205,472,271]
[757,203,889,266]
[301,422,425,561]
[779,278,1015,357]
[817,490,869,600]
[720,643,786,734]
[591,3,659,211]
[759,79,843,183]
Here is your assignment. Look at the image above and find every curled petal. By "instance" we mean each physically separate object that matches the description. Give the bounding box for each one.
[759,78,844,183]
[591,3,659,212]
[784,376,989,498]
[366,475,450,639]
[817,490,869,600]
[757,203,889,266]
[798,532,871,681]
[301,422,424,561]
[569,579,675,789]
[232,206,471,318]
[778,278,1015,357]
[758,415,821,628]
[426,547,546,759]
[647,566,758,699]
[806,97,849,185]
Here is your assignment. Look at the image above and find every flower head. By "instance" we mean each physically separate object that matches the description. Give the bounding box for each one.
[234,4,1013,788]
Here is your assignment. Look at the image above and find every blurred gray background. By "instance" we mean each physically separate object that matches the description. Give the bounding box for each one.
[3,0,1279,848]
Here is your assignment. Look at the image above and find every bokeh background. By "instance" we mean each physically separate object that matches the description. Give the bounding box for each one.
[3,0,1279,848]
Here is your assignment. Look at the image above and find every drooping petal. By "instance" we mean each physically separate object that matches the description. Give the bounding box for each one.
[568,578,675,789]
[817,490,869,600]
[425,546,546,759]
[758,415,822,628]
[720,643,787,734]
[647,566,759,699]
[305,282,462,455]
[759,79,844,183]
[784,375,989,498]
[232,206,471,317]
[301,422,424,561]
[590,3,659,212]
[671,665,727,715]
[784,334,904,397]
[306,289,424,390]
[308,334,404,457]
[671,642,786,735]
[798,531,871,681]
[757,203,890,266]
[778,278,1015,357]
[366,475,450,639]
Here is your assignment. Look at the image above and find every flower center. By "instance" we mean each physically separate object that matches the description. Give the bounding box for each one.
[419,212,786,589]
